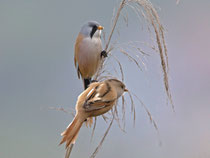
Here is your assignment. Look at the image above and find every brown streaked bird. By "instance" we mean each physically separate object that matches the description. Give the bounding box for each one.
[74,21,107,89]
[60,79,128,148]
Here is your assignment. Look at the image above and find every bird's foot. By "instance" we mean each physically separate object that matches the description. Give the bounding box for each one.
[91,79,98,83]
[101,50,108,58]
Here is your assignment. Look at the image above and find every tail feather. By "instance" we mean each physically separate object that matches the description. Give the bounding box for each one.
[83,78,91,89]
[65,130,79,148]
[60,115,84,148]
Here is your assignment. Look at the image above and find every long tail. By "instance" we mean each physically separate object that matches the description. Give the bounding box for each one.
[60,114,84,148]
[83,78,91,89]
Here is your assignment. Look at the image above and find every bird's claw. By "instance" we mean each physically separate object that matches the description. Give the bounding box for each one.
[91,80,98,83]
[101,50,108,58]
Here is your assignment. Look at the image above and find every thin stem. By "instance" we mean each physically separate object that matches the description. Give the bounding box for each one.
[105,0,126,52]
[65,144,74,158]
[90,116,114,158]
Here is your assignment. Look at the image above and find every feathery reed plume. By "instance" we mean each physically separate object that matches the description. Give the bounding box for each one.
[90,0,173,157]
[95,0,174,110]
[126,0,174,110]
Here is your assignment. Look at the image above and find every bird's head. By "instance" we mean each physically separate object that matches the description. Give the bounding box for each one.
[80,21,104,39]
[107,79,128,98]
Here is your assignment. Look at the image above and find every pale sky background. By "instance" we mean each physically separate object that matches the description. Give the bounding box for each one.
[1,0,210,158]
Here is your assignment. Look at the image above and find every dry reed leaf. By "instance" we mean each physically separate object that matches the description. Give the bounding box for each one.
[111,55,125,81]
[131,92,159,132]
[114,103,127,132]
[102,114,109,123]
[90,116,115,158]
[121,95,126,129]
[49,106,75,158]
[120,49,143,71]
[127,91,136,126]
[48,106,75,117]
[91,117,97,142]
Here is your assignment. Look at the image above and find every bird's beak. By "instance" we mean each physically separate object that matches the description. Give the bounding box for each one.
[124,88,128,92]
[97,25,104,30]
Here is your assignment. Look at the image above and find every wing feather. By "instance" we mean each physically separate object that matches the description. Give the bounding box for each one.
[74,33,84,79]
[83,82,117,112]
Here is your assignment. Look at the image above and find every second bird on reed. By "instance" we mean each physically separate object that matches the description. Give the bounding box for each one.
[60,79,128,148]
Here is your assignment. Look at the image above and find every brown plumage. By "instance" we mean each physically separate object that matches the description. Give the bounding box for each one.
[74,21,105,89]
[74,33,101,80]
[60,79,128,148]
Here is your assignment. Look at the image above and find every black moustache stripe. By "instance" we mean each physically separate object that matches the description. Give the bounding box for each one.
[90,25,98,38]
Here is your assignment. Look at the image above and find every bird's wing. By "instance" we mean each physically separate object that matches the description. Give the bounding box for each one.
[73,60,81,79]
[83,82,117,111]
[83,99,116,112]
[74,52,81,79]
[74,33,84,79]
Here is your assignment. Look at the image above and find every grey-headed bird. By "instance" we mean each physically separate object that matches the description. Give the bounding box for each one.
[74,21,107,89]
[60,79,128,148]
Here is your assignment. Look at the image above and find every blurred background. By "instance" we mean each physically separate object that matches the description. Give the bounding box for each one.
[1,0,210,157]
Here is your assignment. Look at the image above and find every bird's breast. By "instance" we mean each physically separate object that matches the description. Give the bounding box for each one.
[77,37,102,78]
